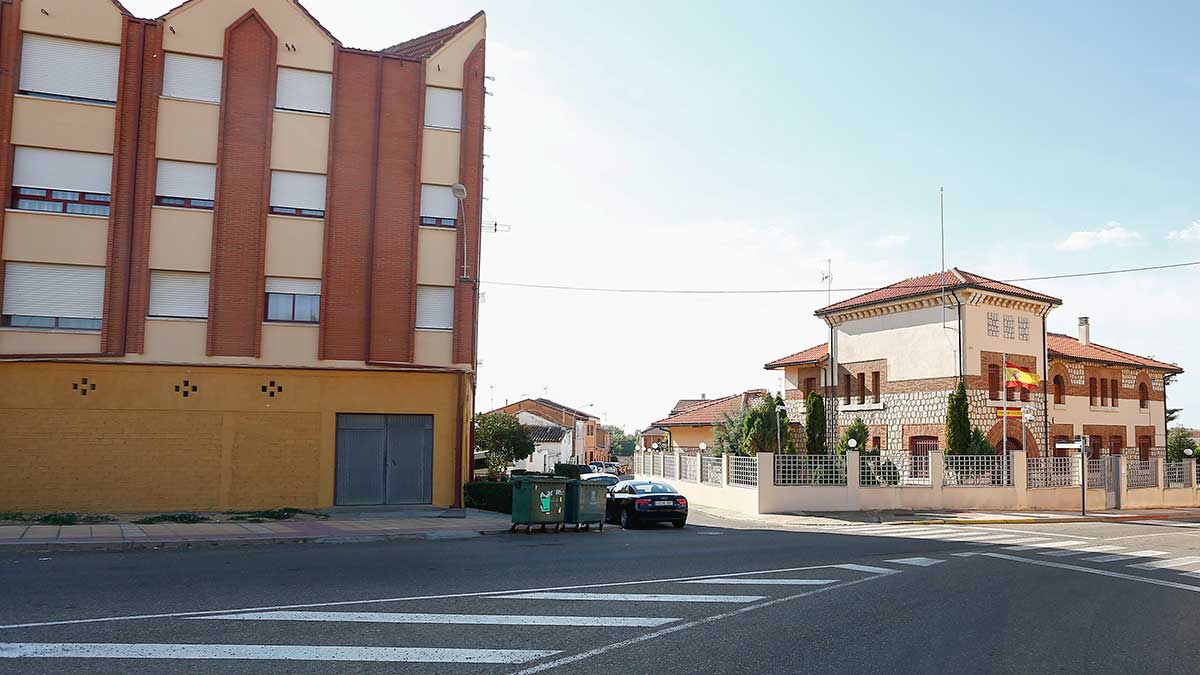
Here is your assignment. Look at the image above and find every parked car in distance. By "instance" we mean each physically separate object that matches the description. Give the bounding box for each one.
[605,480,687,529]
[588,461,605,473]
[580,472,621,488]
[602,461,625,475]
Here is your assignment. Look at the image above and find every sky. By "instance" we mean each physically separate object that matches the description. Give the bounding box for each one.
[124,0,1200,432]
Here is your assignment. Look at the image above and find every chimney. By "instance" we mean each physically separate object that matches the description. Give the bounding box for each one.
[700,393,706,400]
[1078,317,1090,346]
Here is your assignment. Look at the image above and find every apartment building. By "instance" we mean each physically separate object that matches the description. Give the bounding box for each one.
[765,269,1181,458]
[0,0,486,512]
[489,398,608,464]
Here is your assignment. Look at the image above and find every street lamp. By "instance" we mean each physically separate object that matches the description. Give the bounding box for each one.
[699,442,707,455]
[776,403,788,454]
[451,183,469,280]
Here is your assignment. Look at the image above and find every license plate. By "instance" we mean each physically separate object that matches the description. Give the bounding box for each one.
[655,500,674,506]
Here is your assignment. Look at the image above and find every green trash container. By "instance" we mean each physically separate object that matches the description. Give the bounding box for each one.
[564,480,607,531]
[510,476,568,532]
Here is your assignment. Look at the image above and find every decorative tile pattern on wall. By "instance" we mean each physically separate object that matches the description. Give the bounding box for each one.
[1067,363,1086,386]
[72,378,96,396]
[262,380,284,398]
[1122,369,1138,390]
[174,380,199,398]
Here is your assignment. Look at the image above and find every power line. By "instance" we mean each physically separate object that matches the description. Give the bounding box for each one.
[481,260,1200,296]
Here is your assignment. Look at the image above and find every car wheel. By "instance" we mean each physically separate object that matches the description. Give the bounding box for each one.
[620,509,633,530]
[672,520,686,529]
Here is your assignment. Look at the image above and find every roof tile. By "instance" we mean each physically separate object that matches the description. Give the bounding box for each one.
[817,268,1061,315]
[1048,333,1181,373]
[765,342,829,369]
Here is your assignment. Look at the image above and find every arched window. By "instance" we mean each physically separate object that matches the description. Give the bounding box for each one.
[988,364,1001,400]
[1089,378,1097,406]
[1110,379,1119,405]
[1139,383,1149,410]
[1053,375,1065,405]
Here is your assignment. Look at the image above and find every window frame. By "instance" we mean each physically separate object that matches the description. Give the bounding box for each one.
[857,372,866,405]
[1,314,101,331]
[1089,377,1097,406]
[10,185,111,216]
[1052,375,1065,405]
[1110,379,1119,406]
[1139,383,1149,410]
[264,292,320,324]
[988,364,1002,400]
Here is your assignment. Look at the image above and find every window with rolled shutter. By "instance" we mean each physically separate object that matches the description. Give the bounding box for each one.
[269,171,326,217]
[148,270,210,319]
[162,53,223,104]
[420,184,458,227]
[155,160,216,209]
[2,262,105,329]
[415,285,454,330]
[424,87,462,130]
[275,67,332,114]
[19,34,120,104]
[13,147,112,193]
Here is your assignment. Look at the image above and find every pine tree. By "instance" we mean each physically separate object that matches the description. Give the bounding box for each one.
[945,381,971,454]
[805,392,827,455]
[837,417,870,455]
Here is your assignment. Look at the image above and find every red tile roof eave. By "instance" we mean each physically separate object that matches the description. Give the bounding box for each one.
[652,394,742,427]
[814,269,1061,316]
[383,10,485,58]
[1047,334,1183,374]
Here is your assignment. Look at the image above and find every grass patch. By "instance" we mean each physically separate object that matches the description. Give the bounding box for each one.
[132,512,211,525]
[226,507,328,522]
[0,512,39,523]
[34,513,116,526]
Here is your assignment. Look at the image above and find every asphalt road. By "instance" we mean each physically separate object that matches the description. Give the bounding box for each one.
[3,512,1200,674]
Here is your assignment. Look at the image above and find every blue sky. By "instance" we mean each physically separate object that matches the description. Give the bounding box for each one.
[125,0,1200,430]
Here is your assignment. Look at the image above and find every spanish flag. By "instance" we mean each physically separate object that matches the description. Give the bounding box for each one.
[1005,362,1041,390]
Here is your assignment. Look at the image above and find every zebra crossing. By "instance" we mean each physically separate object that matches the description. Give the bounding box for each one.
[829,522,1200,579]
[0,560,916,669]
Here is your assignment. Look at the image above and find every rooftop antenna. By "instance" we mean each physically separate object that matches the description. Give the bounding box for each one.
[821,259,832,308]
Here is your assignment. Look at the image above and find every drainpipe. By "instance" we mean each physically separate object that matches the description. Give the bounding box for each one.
[1041,306,1051,457]
[950,290,964,382]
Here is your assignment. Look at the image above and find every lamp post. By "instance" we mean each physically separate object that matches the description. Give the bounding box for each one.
[776,402,788,454]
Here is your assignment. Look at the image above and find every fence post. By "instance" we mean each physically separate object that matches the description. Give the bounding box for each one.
[1013,450,1028,509]
[757,452,775,515]
[930,450,945,498]
[846,450,860,511]
[722,452,731,486]
[673,450,681,480]
[1188,459,1199,506]
[1156,456,1166,504]
[1117,455,1129,510]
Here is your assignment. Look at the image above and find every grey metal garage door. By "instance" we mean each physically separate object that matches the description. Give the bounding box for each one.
[335,414,434,505]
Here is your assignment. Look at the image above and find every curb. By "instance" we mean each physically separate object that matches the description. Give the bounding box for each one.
[0,529,513,553]
[694,506,1200,528]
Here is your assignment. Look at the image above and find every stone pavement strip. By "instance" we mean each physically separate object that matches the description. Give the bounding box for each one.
[0,510,514,551]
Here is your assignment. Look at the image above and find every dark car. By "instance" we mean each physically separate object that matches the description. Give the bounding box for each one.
[580,472,621,488]
[605,480,687,529]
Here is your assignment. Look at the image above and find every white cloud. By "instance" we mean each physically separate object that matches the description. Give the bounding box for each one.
[1055,223,1142,251]
[872,233,911,248]
[1168,221,1200,241]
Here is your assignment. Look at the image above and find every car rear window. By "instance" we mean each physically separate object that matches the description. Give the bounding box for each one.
[632,483,676,494]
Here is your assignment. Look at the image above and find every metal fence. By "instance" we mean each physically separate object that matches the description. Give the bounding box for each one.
[662,454,676,479]
[1027,456,1080,488]
[775,454,847,486]
[1165,462,1191,489]
[730,455,758,487]
[859,453,931,487]
[652,453,663,476]
[1087,459,1107,489]
[943,454,1012,487]
[1127,459,1158,489]
[701,456,723,485]
[678,454,699,482]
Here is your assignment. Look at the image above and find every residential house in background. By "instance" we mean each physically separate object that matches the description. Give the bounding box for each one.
[491,398,608,463]
[639,426,668,450]
[0,0,486,512]
[651,390,769,450]
[764,269,1180,459]
[512,411,573,474]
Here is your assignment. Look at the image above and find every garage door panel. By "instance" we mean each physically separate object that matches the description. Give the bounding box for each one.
[385,415,434,505]
[334,427,385,506]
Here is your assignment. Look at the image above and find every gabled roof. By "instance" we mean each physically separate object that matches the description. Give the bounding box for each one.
[670,399,709,415]
[765,342,829,370]
[653,394,741,427]
[382,11,484,58]
[156,0,340,44]
[817,268,1061,316]
[1047,333,1182,373]
[524,425,567,443]
[533,398,599,421]
[640,427,668,437]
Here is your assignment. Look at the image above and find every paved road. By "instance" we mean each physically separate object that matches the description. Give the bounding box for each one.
[2,511,1200,673]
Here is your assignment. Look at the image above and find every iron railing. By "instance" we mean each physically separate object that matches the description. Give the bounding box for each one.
[730,455,758,486]
[1087,459,1107,489]
[701,456,723,485]
[679,454,699,482]
[1165,461,1191,489]
[1027,456,1080,488]
[943,454,1012,487]
[662,454,677,479]
[860,453,931,487]
[1127,459,1158,489]
[775,454,847,486]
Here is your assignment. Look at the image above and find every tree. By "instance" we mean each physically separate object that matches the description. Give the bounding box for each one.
[1167,426,1198,463]
[602,425,638,457]
[1165,373,1182,424]
[836,417,869,455]
[474,412,534,476]
[805,392,827,455]
[945,381,971,454]
[966,427,995,455]
[713,407,751,456]
[713,394,793,455]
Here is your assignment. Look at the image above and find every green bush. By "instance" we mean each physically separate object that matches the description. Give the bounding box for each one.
[464,481,512,514]
[553,463,589,479]
[133,512,210,525]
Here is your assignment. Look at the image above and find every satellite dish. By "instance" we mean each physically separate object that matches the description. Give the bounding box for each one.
[451,183,468,200]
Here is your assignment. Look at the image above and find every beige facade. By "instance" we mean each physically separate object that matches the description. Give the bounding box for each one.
[19,0,124,44]
[12,96,116,154]
[156,99,220,163]
[270,111,330,173]
[161,0,335,72]
[149,208,214,272]
[2,211,109,266]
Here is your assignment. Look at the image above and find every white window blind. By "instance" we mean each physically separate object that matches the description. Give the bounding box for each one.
[148,270,209,318]
[420,184,458,220]
[424,87,462,130]
[265,277,321,295]
[155,160,216,200]
[270,171,326,211]
[275,67,332,114]
[415,285,454,330]
[19,34,120,103]
[3,262,105,318]
[162,53,223,103]
[12,146,112,193]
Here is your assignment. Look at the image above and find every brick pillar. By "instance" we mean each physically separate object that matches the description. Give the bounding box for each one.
[453,39,485,366]
[0,1,21,314]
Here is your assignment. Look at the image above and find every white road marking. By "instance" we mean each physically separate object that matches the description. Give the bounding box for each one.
[195,611,678,627]
[885,557,944,567]
[948,534,1024,542]
[495,593,765,604]
[952,552,983,557]
[833,564,899,575]
[981,553,1200,594]
[1084,550,1171,563]
[1128,556,1200,571]
[678,579,836,586]
[1002,540,1087,551]
[1040,546,1123,557]
[0,643,557,664]
[1066,545,1125,554]
[974,537,1049,546]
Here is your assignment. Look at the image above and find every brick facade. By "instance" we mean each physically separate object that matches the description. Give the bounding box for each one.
[0,1,20,316]
[453,38,485,365]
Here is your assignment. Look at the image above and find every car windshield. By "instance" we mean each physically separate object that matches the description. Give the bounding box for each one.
[631,482,676,494]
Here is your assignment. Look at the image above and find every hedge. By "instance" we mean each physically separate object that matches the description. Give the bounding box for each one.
[464,481,512,514]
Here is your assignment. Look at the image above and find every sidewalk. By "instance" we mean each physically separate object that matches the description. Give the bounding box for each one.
[0,509,513,551]
[694,505,1200,528]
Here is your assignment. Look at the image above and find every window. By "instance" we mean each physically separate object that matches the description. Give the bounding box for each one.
[1109,435,1123,455]
[1137,436,1152,462]
[162,53,223,103]
[871,436,881,450]
[1018,317,1030,341]
[803,377,816,397]
[275,67,331,114]
[11,147,112,215]
[1,262,104,331]
[1003,314,1015,339]
[1089,436,1103,455]
[1110,379,1119,406]
[1100,379,1108,407]
[264,278,320,323]
[1053,375,1065,405]
[1139,383,1149,409]
[842,376,851,405]
[155,160,216,210]
[269,171,326,218]
[988,364,1002,400]
[424,86,462,130]
[19,34,120,105]
[1089,377,1097,406]
[420,184,458,227]
[857,372,866,404]
[415,285,454,330]
[987,312,1000,337]
[148,271,209,318]
[872,371,881,403]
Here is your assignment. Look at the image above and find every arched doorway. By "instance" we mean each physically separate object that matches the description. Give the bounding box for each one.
[994,437,1023,453]
[985,420,1041,456]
